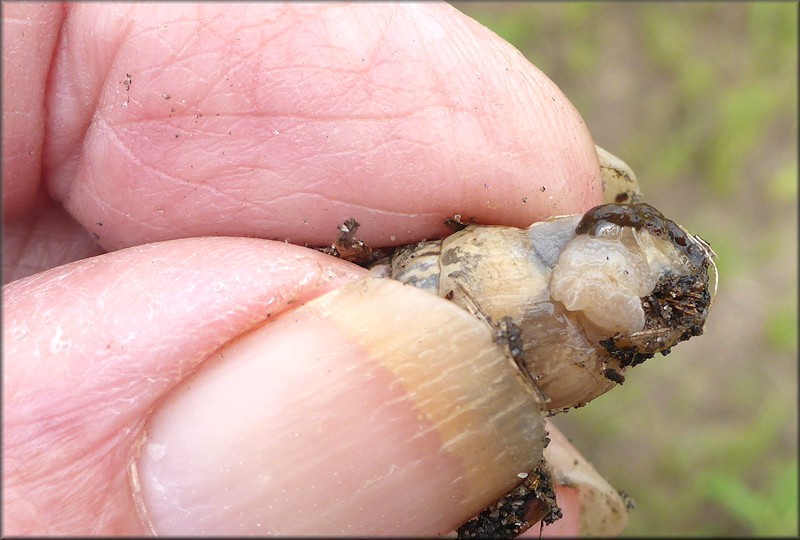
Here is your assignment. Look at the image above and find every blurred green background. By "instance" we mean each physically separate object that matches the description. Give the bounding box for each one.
[451,2,797,536]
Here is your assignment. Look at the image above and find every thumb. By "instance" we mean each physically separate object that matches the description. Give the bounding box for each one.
[3,238,545,535]
[3,237,362,534]
[137,277,545,535]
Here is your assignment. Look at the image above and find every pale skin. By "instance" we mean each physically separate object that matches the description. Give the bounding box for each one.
[4,2,603,536]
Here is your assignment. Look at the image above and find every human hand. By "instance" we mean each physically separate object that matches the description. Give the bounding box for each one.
[3,3,608,535]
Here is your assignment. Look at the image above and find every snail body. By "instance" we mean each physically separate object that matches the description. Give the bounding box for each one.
[389,202,715,412]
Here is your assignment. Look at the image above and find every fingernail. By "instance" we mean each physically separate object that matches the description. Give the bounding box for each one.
[134,278,546,535]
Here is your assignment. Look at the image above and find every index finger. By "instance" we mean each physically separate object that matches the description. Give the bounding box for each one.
[36,2,601,250]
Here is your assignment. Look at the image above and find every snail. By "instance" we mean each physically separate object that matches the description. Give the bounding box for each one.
[357,146,716,413]
[387,201,715,413]
[325,146,717,535]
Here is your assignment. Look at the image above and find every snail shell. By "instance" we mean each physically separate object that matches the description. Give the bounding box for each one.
[596,145,642,204]
[389,202,715,412]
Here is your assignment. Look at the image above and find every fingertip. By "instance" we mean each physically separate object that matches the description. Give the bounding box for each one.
[2,238,365,534]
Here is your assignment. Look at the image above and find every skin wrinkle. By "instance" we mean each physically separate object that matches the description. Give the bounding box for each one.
[12,404,104,477]
[23,430,136,534]
[38,3,599,254]
[131,12,292,113]
[7,242,364,470]
[114,110,431,130]
[273,7,366,68]
[258,13,428,117]
[37,2,596,253]
[135,15,208,63]
[107,114,446,211]
[77,116,218,235]
[438,15,596,203]
[2,202,106,284]
[115,89,572,242]
[116,24,185,84]
[83,102,467,244]
[51,9,188,196]
[207,57,256,107]
[45,5,130,171]
[4,218,40,283]
[204,23,262,69]
[421,10,526,110]
[3,3,64,218]
[256,193,446,236]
